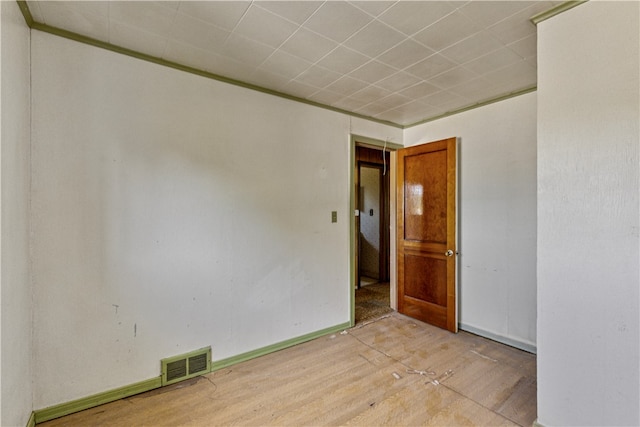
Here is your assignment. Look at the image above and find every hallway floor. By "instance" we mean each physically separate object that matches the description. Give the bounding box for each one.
[355,280,392,324]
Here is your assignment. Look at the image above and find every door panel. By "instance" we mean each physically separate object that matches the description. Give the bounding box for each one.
[397,137,457,332]
[404,254,447,305]
[404,150,447,243]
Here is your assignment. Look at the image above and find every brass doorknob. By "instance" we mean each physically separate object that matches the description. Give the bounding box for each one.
[445,250,454,257]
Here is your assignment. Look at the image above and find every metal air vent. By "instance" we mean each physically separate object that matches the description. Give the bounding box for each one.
[161,346,212,386]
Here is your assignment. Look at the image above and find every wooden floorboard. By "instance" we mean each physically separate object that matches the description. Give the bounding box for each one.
[40,313,536,426]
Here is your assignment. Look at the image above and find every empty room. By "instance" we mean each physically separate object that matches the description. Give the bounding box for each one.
[2,1,639,426]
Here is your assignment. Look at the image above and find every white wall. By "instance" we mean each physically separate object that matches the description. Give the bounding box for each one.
[360,166,381,279]
[30,32,401,409]
[537,2,640,425]
[0,1,33,426]
[404,92,537,352]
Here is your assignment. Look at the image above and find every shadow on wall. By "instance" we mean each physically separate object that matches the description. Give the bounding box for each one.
[359,233,379,280]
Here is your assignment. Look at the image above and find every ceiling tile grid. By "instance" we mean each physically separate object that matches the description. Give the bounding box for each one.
[25,0,561,126]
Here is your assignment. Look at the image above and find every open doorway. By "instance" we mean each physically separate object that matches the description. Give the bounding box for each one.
[355,145,392,324]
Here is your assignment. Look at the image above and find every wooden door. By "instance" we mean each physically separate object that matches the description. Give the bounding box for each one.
[397,137,457,332]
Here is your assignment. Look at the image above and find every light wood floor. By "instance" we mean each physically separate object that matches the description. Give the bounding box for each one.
[41,313,536,426]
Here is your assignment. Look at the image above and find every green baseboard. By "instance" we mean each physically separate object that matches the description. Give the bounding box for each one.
[211,321,352,371]
[26,411,36,427]
[32,322,351,424]
[34,376,162,424]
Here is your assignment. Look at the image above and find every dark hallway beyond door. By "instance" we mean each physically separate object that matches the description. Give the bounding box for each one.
[355,280,392,324]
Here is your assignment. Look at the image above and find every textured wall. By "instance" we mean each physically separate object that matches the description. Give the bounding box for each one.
[537,2,640,425]
[30,32,401,408]
[0,1,33,425]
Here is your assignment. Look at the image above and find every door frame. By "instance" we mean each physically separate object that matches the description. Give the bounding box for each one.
[349,134,403,326]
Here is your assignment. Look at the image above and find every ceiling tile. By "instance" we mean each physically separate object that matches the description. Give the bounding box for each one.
[377,1,455,36]
[440,30,504,65]
[422,90,468,110]
[169,12,229,52]
[164,40,225,73]
[413,11,481,52]
[376,39,435,70]
[344,20,406,58]
[221,35,276,68]
[375,71,422,92]
[458,1,536,28]
[316,46,370,75]
[349,1,396,17]
[400,81,440,100]
[325,76,370,97]
[259,50,313,79]
[206,55,255,82]
[256,1,323,25]
[177,1,251,31]
[38,2,109,41]
[392,99,435,114]
[155,2,180,12]
[490,77,534,97]
[63,1,110,17]
[293,66,342,89]
[307,89,346,106]
[281,80,322,99]
[109,2,178,37]
[507,34,537,59]
[349,85,393,104]
[487,6,539,45]
[332,96,370,112]
[483,60,536,88]
[405,54,457,80]
[348,60,397,84]
[244,70,291,91]
[232,5,299,48]
[463,47,523,75]
[449,76,497,100]
[109,21,168,58]
[525,55,537,68]
[375,93,413,110]
[303,2,373,43]
[278,28,338,63]
[383,106,439,125]
[356,102,392,117]
[26,1,44,22]
[26,0,550,127]
[375,109,409,124]
[429,66,479,89]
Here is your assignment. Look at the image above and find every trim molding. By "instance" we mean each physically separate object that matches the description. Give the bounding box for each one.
[211,322,352,371]
[406,86,537,128]
[32,321,351,423]
[530,1,589,25]
[16,0,33,26]
[34,377,163,424]
[25,411,36,427]
[459,323,537,354]
[14,1,402,130]
[532,419,546,427]
[15,1,540,130]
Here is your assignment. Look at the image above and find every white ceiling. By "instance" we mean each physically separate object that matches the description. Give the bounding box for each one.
[24,1,558,127]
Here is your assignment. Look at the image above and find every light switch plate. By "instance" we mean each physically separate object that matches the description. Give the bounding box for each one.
[331,211,337,223]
